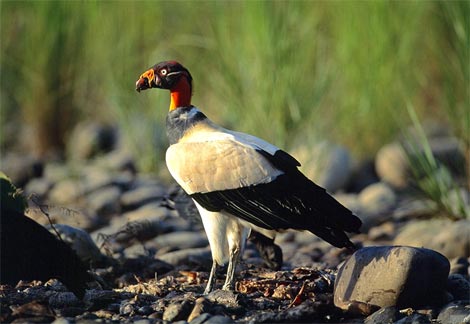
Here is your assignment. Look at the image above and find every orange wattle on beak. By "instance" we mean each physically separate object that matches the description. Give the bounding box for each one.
[135,69,156,92]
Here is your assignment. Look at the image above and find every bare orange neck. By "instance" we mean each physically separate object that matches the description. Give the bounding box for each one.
[169,77,192,111]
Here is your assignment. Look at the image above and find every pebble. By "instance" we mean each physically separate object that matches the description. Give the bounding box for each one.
[394,219,470,258]
[1,153,44,188]
[123,202,175,222]
[187,297,210,323]
[81,166,133,194]
[359,182,396,216]
[87,186,121,216]
[66,121,117,160]
[94,149,137,173]
[449,257,470,276]
[292,142,352,192]
[153,231,208,252]
[49,179,83,205]
[24,177,53,201]
[364,306,400,324]
[367,221,396,241]
[162,300,194,322]
[394,313,431,324]
[25,206,99,231]
[157,247,212,267]
[204,315,235,324]
[375,142,409,189]
[189,313,211,324]
[333,193,363,217]
[120,185,167,210]
[334,246,450,314]
[437,301,470,324]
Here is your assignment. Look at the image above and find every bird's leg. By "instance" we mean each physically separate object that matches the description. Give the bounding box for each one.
[222,246,241,291]
[222,224,250,291]
[204,260,218,294]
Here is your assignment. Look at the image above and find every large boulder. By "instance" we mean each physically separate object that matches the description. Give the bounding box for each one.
[334,246,450,314]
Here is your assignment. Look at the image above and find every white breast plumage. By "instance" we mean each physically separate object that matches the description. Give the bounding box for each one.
[165,122,284,194]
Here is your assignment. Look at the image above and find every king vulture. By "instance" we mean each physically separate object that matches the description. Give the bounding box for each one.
[136,61,362,294]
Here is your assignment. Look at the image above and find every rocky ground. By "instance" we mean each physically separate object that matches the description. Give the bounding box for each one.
[1,121,469,323]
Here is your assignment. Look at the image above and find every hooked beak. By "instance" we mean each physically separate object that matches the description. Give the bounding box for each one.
[135,69,158,92]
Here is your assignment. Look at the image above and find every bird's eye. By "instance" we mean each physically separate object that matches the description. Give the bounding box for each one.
[160,69,168,76]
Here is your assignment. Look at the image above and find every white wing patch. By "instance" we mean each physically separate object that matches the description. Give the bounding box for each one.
[165,123,283,194]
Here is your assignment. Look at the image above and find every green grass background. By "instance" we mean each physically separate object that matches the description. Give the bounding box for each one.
[1,1,468,173]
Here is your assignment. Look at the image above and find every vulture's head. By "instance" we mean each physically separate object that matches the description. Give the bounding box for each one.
[135,61,192,93]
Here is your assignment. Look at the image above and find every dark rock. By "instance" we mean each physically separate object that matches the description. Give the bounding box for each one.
[46,224,106,265]
[449,257,470,276]
[137,305,153,316]
[427,136,466,177]
[204,315,235,324]
[83,290,123,311]
[189,313,212,324]
[67,122,117,160]
[437,301,470,324]
[394,313,431,324]
[246,299,334,323]
[54,306,86,318]
[119,300,135,315]
[162,300,194,322]
[346,159,380,193]
[133,319,152,324]
[48,292,81,308]
[364,306,401,324]
[394,219,470,259]
[447,274,470,301]
[334,246,450,314]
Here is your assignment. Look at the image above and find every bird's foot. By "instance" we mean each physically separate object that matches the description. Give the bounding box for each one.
[222,282,234,291]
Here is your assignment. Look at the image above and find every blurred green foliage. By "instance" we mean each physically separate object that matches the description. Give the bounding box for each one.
[1,1,468,173]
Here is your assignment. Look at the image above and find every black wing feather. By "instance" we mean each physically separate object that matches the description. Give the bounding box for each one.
[190,150,362,249]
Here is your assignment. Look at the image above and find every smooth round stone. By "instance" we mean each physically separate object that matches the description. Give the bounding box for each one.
[334,246,450,314]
